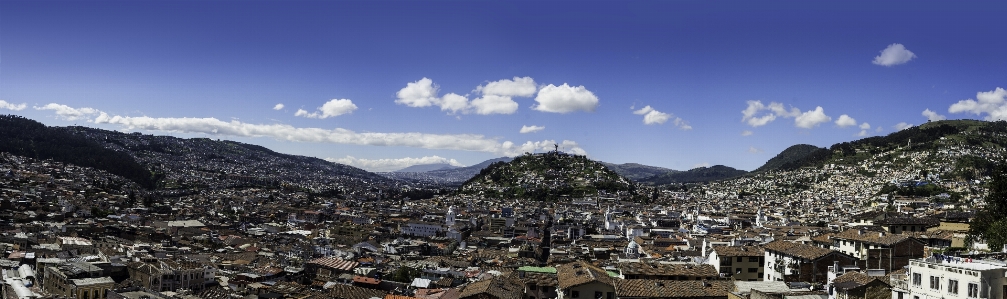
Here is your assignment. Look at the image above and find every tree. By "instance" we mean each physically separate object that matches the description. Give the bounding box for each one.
[967,162,1007,252]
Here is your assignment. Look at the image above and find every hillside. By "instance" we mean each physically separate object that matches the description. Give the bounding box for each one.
[753,144,825,173]
[601,162,677,181]
[701,119,1007,200]
[640,165,748,185]
[55,125,392,194]
[458,152,637,201]
[0,115,157,188]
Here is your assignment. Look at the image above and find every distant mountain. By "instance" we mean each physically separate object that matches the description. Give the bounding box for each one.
[753,144,825,173]
[640,165,748,185]
[382,157,514,186]
[458,153,637,201]
[394,163,460,173]
[601,162,678,182]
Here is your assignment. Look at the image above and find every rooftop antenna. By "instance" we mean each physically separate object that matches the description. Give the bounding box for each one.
[554,143,559,153]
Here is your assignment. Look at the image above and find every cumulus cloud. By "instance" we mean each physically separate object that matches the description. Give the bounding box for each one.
[396,77,526,115]
[872,43,917,66]
[0,100,27,111]
[500,139,587,156]
[520,125,545,134]
[922,108,946,121]
[741,130,753,136]
[395,78,440,108]
[633,105,669,125]
[273,103,284,110]
[327,155,465,172]
[741,100,801,127]
[471,94,519,115]
[632,105,691,129]
[835,114,857,127]
[948,87,1007,120]
[856,122,872,137]
[295,99,358,119]
[794,106,831,129]
[533,83,599,113]
[476,76,537,97]
[894,122,914,131]
[34,103,103,121]
[748,146,764,154]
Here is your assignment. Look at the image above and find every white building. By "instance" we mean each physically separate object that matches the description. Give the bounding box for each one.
[892,257,1007,299]
[400,222,444,237]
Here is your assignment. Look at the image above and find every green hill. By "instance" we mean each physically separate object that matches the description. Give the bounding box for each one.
[754,144,825,173]
[458,152,637,201]
[0,115,157,188]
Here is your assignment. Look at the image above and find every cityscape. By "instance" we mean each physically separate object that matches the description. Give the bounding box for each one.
[2,2,1007,299]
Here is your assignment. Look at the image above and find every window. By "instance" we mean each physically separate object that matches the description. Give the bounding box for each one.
[737,257,743,262]
[930,276,940,290]
[968,283,979,298]
[749,257,759,262]
[607,292,614,299]
[594,291,603,299]
[949,280,959,294]
[736,268,742,274]
[530,285,537,291]
[749,268,758,273]
[572,291,580,298]
[912,273,922,286]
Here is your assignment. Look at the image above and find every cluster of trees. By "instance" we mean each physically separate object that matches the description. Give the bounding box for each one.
[0,115,157,188]
[968,162,1007,251]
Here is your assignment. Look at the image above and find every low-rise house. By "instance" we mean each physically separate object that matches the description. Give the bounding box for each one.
[764,241,859,284]
[557,261,617,299]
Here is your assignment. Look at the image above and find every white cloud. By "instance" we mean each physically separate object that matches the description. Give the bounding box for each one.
[872,43,917,66]
[794,106,831,129]
[632,105,691,129]
[857,130,870,137]
[691,162,710,169]
[295,99,358,119]
[741,100,800,127]
[520,125,545,134]
[921,108,946,121]
[741,130,753,136]
[859,122,871,130]
[948,87,1007,120]
[0,100,27,111]
[396,78,525,115]
[633,106,669,125]
[835,114,857,127]
[439,93,470,114]
[500,139,587,156]
[533,83,599,113]
[34,103,102,121]
[45,104,588,157]
[273,103,284,110]
[471,95,519,115]
[894,122,914,131]
[476,76,537,97]
[326,155,465,172]
[395,77,440,108]
[748,146,764,154]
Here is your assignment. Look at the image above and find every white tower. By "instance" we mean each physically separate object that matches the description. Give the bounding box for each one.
[446,205,457,226]
[756,209,764,228]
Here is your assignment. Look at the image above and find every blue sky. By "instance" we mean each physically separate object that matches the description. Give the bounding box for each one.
[2,1,1006,172]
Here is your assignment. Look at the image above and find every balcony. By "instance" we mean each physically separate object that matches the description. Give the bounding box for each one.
[889,273,908,291]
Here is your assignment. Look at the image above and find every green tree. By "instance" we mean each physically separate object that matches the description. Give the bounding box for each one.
[967,163,1007,252]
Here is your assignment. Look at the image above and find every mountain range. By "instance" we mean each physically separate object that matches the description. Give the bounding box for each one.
[1,115,1003,194]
